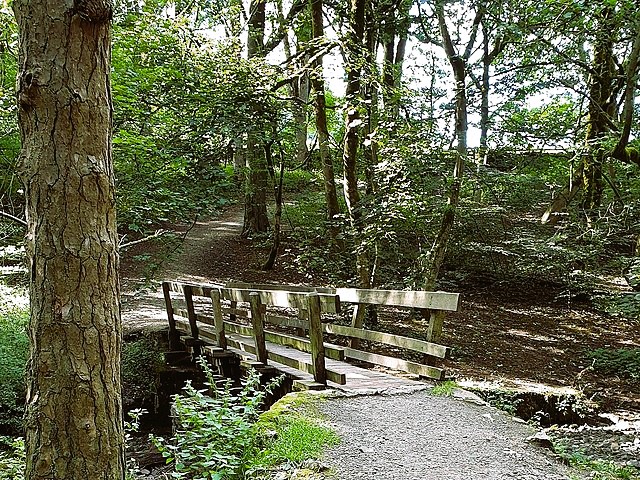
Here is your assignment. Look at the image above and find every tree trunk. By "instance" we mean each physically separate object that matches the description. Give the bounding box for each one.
[243,0,270,236]
[423,1,470,289]
[310,0,341,238]
[342,0,371,289]
[13,1,124,479]
[581,6,616,217]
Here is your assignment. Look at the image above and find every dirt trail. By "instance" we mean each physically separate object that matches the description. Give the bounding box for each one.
[120,205,245,332]
[319,391,577,480]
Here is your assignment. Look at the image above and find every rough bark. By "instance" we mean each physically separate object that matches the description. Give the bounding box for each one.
[382,0,410,118]
[310,0,341,237]
[581,6,616,216]
[13,0,124,478]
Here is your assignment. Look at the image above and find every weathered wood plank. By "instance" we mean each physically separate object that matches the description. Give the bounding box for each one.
[249,293,268,364]
[226,281,334,294]
[323,323,449,358]
[162,282,181,350]
[336,288,459,311]
[265,314,309,330]
[221,288,340,314]
[221,307,250,317]
[210,289,226,349]
[307,293,326,384]
[223,334,346,384]
[343,347,445,380]
[223,321,344,361]
[183,285,200,343]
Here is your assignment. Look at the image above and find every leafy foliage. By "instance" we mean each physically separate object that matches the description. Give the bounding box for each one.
[122,335,165,409]
[151,358,283,480]
[0,436,25,480]
[587,348,640,380]
[0,305,28,434]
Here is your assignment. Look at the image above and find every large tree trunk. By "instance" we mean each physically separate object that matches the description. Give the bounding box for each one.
[243,0,270,236]
[310,0,341,237]
[13,1,125,479]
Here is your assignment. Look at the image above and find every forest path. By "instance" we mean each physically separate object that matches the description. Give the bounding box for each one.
[120,204,246,332]
[318,390,577,480]
[119,203,639,479]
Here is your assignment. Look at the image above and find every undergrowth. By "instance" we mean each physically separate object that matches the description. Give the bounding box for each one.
[0,304,28,435]
[587,348,640,380]
[151,358,284,480]
[0,436,24,480]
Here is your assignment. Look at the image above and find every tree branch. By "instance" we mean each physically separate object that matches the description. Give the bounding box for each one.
[0,210,27,227]
[118,229,167,249]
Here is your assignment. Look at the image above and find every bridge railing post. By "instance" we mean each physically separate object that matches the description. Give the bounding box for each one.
[249,292,268,364]
[183,284,202,359]
[162,282,181,351]
[210,288,227,349]
[307,292,326,385]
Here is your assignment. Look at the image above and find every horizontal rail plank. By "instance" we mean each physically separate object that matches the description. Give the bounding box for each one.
[335,288,459,311]
[226,281,335,294]
[344,347,445,380]
[265,314,309,330]
[224,335,346,385]
[323,323,449,358]
[224,321,344,361]
[221,288,340,314]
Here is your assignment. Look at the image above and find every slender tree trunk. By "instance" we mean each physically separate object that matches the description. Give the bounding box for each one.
[243,0,270,236]
[423,1,470,289]
[14,1,124,478]
[382,0,409,118]
[479,24,490,152]
[343,0,371,289]
[310,0,341,237]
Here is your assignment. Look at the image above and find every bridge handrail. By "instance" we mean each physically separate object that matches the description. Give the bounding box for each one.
[161,280,458,383]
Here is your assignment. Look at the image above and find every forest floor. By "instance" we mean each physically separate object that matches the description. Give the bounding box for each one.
[120,203,640,477]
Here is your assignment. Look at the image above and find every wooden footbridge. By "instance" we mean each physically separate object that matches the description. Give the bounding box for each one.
[161,281,459,393]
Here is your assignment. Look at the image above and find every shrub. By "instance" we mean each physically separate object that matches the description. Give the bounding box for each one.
[587,348,640,380]
[151,358,283,480]
[121,335,164,409]
[0,436,25,480]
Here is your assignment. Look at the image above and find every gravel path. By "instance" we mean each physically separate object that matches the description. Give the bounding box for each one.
[319,390,578,480]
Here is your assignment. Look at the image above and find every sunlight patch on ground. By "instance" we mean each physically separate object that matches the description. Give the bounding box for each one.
[506,329,559,343]
[458,378,580,396]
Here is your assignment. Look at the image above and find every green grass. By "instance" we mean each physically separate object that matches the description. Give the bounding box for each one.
[250,392,340,475]
[555,442,640,480]
[260,416,339,465]
[431,380,457,397]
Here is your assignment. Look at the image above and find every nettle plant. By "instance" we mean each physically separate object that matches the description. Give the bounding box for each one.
[151,358,283,480]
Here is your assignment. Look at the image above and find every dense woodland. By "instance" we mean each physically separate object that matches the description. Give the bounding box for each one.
[1,0,640,478]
